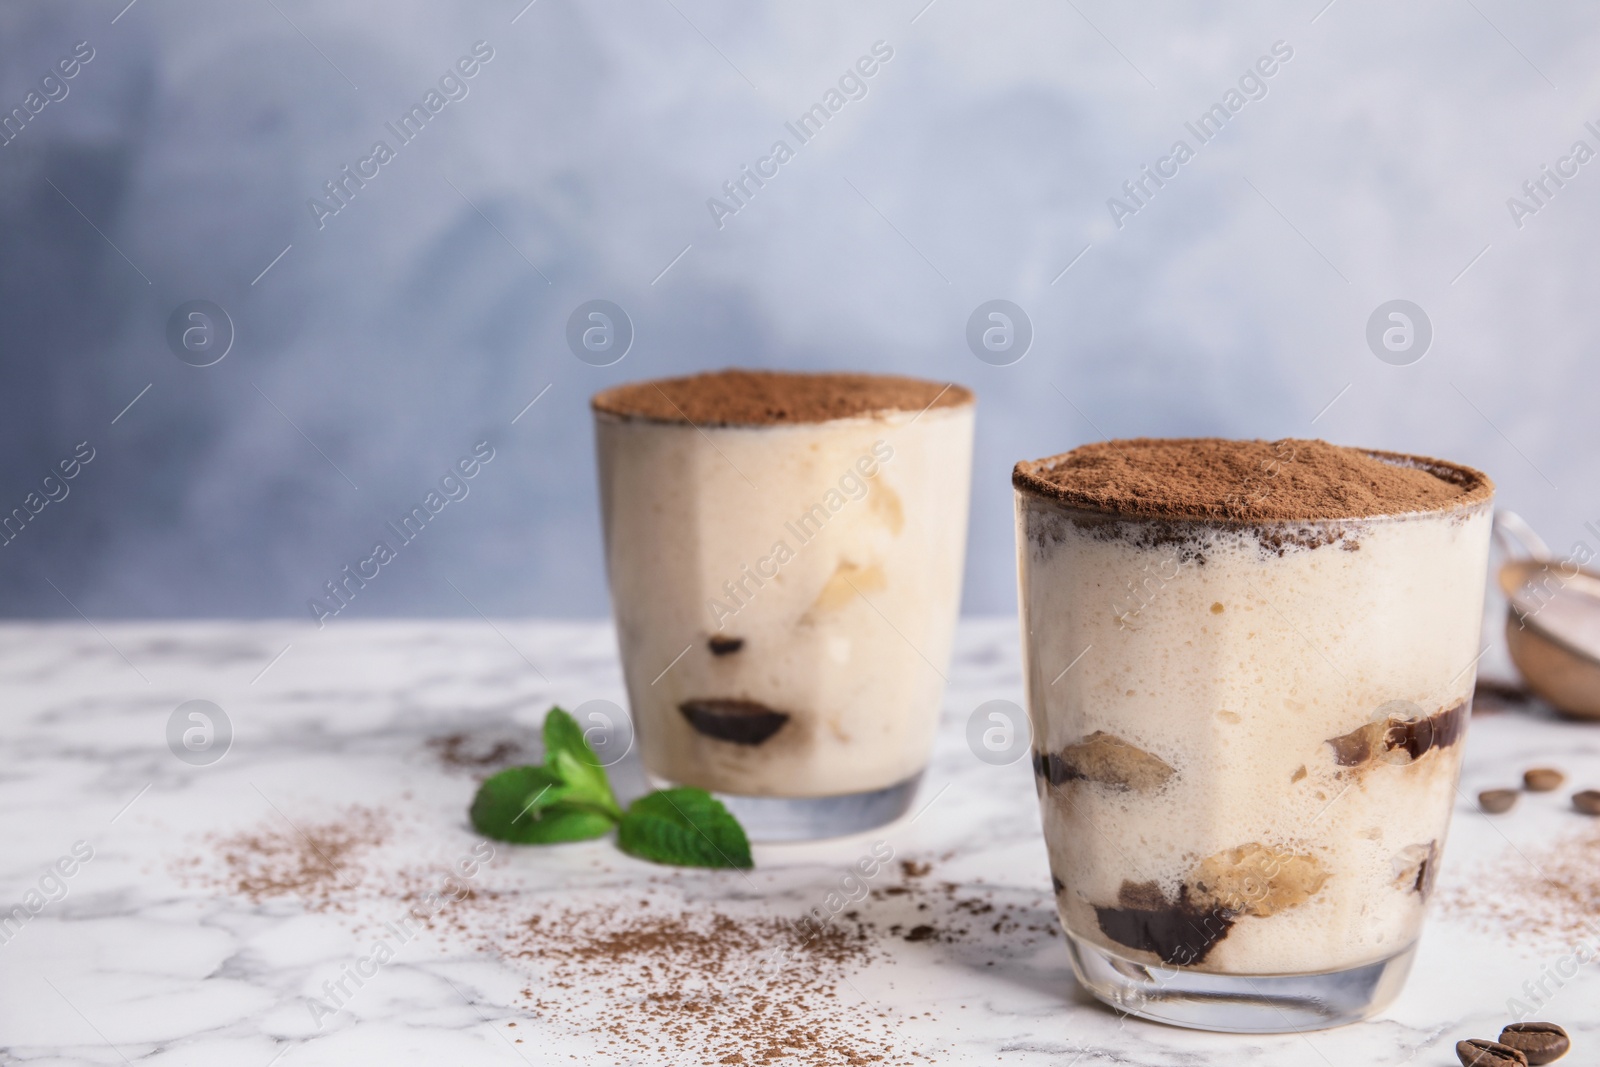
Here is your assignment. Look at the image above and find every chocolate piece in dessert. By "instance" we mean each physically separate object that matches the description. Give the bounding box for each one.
[679,699,790,745]
[1094,880,1234,966]
[1325,700,1468,767]
[707,635,744,656]
[1391,841,1438,898]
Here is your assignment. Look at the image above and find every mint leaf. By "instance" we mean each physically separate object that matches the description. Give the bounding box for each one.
[470,765,614,843]
[543,707,622,819]
[617,788,753,869]
[506,803,618,844]
[541,704,589,757]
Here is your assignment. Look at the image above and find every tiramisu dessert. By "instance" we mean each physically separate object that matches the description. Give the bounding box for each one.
[1013,438,1493,1031]
[594,370,974,839]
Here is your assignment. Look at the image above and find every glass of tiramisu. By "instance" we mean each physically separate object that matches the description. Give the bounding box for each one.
[1013,438,1493,1032]
[593,370,974,840]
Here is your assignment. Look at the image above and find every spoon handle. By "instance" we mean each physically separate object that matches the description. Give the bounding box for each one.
[1493,509,1550,562]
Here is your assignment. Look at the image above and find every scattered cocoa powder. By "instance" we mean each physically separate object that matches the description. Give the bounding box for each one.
[1013,438,1492,523]
[517,904,899,1065]
[178,806,389,909]
[1440,818,1600,945]
[501,873,1057,1064]
[174,815,1059,1063]
[427,731,530,772]
[592,369,973,427]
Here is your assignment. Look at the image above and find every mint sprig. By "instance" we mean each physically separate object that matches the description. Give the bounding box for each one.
[467,706,753,869]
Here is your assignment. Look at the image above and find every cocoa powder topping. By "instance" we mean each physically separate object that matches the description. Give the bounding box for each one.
[1013,438,1492,522]
[592,369,973,427]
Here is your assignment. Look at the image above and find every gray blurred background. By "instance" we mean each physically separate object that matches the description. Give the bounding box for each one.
[1,0,1593,622]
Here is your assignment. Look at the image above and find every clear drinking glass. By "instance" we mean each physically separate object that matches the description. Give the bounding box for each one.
[1013,449,1493,1031]
[595,375,974,840]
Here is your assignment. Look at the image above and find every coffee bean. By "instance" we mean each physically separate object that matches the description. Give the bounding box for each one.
[1524,768,1565,792]
[1573,790,1600,816]
[1479,789,1519,814]
[1499,1022,1570,1064]
[1456,1038,1529,1067]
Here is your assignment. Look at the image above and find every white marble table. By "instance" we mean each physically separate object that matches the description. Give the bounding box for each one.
[2,620,1596,1066]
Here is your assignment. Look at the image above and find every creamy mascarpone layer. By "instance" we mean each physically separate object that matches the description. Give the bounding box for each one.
[1016,495,1492,975]
[598,405,973,797]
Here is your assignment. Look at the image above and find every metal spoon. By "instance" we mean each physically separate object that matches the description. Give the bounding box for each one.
[1495,510,1600,720]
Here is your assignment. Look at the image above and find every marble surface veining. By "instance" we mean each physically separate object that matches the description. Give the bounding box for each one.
[1,620,1597,1066]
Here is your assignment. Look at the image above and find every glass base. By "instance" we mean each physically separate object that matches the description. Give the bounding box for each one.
[1065,932,1416,1033]
[648,771,924,842]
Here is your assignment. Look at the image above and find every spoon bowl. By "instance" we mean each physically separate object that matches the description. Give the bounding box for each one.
[1500,556,1600,720]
